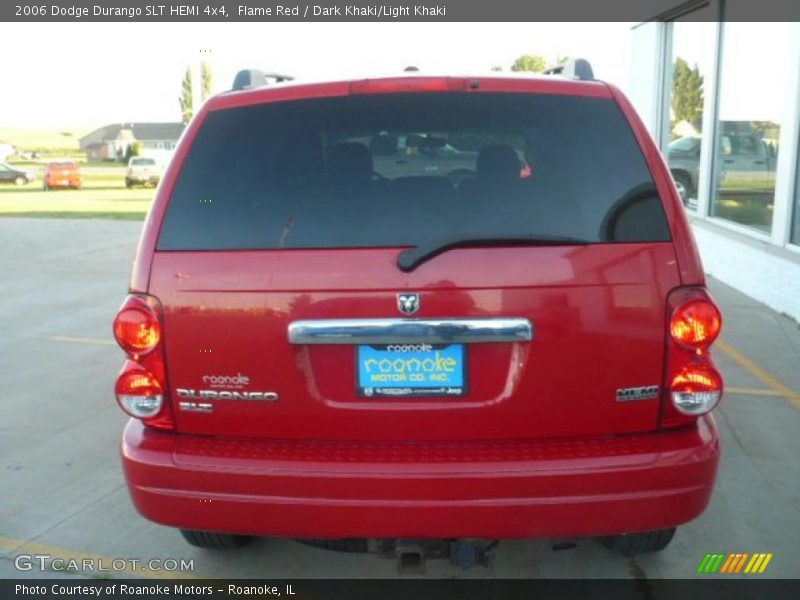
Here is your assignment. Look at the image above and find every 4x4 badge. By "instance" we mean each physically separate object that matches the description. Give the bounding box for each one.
[397,293,420,315]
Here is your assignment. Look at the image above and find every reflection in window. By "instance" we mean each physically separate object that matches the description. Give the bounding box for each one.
[666,20,714,211]
[711,22,790,234]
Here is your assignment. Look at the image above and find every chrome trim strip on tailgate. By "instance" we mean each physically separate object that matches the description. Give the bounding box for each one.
[288,318,533,345]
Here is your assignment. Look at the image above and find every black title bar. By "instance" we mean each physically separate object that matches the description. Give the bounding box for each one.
[4,0,800,22]
[5,579,800,600]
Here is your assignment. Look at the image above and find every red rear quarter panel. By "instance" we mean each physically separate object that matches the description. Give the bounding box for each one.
[605,83,705,286]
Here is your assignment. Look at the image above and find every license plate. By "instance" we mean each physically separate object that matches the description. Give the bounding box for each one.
[356,343,466,397]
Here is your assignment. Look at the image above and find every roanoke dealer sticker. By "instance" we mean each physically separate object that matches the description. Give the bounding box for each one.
[357,343,466,397]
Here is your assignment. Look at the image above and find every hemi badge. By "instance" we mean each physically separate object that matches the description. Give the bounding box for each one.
[616,386,659,402]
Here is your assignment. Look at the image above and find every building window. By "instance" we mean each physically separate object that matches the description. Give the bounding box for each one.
[710,22,791,234]
[793,151,800,245]
[666,19,715,211]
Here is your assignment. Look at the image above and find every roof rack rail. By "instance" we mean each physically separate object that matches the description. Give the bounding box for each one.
[542,58,594,81]
[232,69,295,91]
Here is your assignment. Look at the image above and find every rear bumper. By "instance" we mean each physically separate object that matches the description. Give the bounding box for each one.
[121,417,720,539]
[46,178,80,187]
[127,175,159,184]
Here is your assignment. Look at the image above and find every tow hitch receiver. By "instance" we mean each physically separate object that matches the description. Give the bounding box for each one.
[379,539,497,573]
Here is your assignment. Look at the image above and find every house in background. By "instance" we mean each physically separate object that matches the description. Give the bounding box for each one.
[0,141,16,161]
[79,123,184,163]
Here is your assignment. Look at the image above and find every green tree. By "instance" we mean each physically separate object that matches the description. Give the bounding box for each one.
[672,57,704,130]
[510,54,547,73]
[201,61,213,102]
[179,67,194,124]
[119,141,142,163]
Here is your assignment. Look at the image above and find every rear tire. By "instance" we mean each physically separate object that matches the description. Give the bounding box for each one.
[672,172,693,206]
[15,176,26,186]
[179,529,252,550]
[600,528,676,556]
[295,538,369,553]
[125,179,133,189]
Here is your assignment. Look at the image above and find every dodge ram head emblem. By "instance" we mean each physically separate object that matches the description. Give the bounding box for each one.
[397,293,420,315]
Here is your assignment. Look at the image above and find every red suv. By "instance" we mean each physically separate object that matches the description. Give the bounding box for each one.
[114,62,723,556]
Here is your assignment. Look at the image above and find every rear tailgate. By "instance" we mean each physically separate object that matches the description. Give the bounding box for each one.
[150,242,679,440]
[148,85,680,442]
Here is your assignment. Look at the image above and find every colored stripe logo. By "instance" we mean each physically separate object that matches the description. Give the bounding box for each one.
[697,553,773,574]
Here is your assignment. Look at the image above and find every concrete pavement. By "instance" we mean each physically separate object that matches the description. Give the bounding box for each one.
[1,218,798,579]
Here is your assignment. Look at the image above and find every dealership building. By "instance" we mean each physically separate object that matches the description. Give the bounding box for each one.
[629,1,800,320]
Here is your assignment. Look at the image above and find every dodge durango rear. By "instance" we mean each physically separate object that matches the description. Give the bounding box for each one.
[115,62,723,557]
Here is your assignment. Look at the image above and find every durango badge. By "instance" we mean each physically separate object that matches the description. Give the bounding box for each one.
[397,293,420,315]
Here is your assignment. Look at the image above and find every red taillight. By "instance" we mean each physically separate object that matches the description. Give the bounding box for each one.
[114,296,160,357]
[670,364,723,415]
[661,287,724,429]
[113,294,173,430]
[116,365,163,418]
[670,299,721,349]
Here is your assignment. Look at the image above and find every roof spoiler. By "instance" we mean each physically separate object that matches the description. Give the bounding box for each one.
[232,69,295,91]
[542,58,594,81]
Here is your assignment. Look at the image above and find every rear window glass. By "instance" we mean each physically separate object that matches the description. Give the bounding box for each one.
[158,92,670,251]
[132,158,156,166]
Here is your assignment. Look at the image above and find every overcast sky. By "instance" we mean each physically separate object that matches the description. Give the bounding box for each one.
[0,22,634,129]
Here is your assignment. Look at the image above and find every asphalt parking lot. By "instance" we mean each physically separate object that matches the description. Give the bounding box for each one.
[1,217,799,579]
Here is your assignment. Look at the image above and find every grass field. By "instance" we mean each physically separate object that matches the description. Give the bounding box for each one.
[0,129,158,219]
[0,168,153,220]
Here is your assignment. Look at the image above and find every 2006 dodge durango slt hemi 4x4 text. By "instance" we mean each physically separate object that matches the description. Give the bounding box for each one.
[113,61,723,556]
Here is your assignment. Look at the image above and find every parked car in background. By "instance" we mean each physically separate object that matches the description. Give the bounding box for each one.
[114,65,724,559]
[668,131,777,209]
[43,161,81,190]
[667,136,701,207]
[126,157,162,188]
[0,162,35,186]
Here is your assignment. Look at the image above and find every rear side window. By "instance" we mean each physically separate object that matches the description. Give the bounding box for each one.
[158,92,670,250]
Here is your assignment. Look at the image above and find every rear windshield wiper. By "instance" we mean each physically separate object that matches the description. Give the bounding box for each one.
[397,234,592,272]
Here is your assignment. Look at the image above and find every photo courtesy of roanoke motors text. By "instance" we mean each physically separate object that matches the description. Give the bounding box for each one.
[1,0,800,598]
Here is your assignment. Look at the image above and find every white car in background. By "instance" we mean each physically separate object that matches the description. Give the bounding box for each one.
[125,157,162,188]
